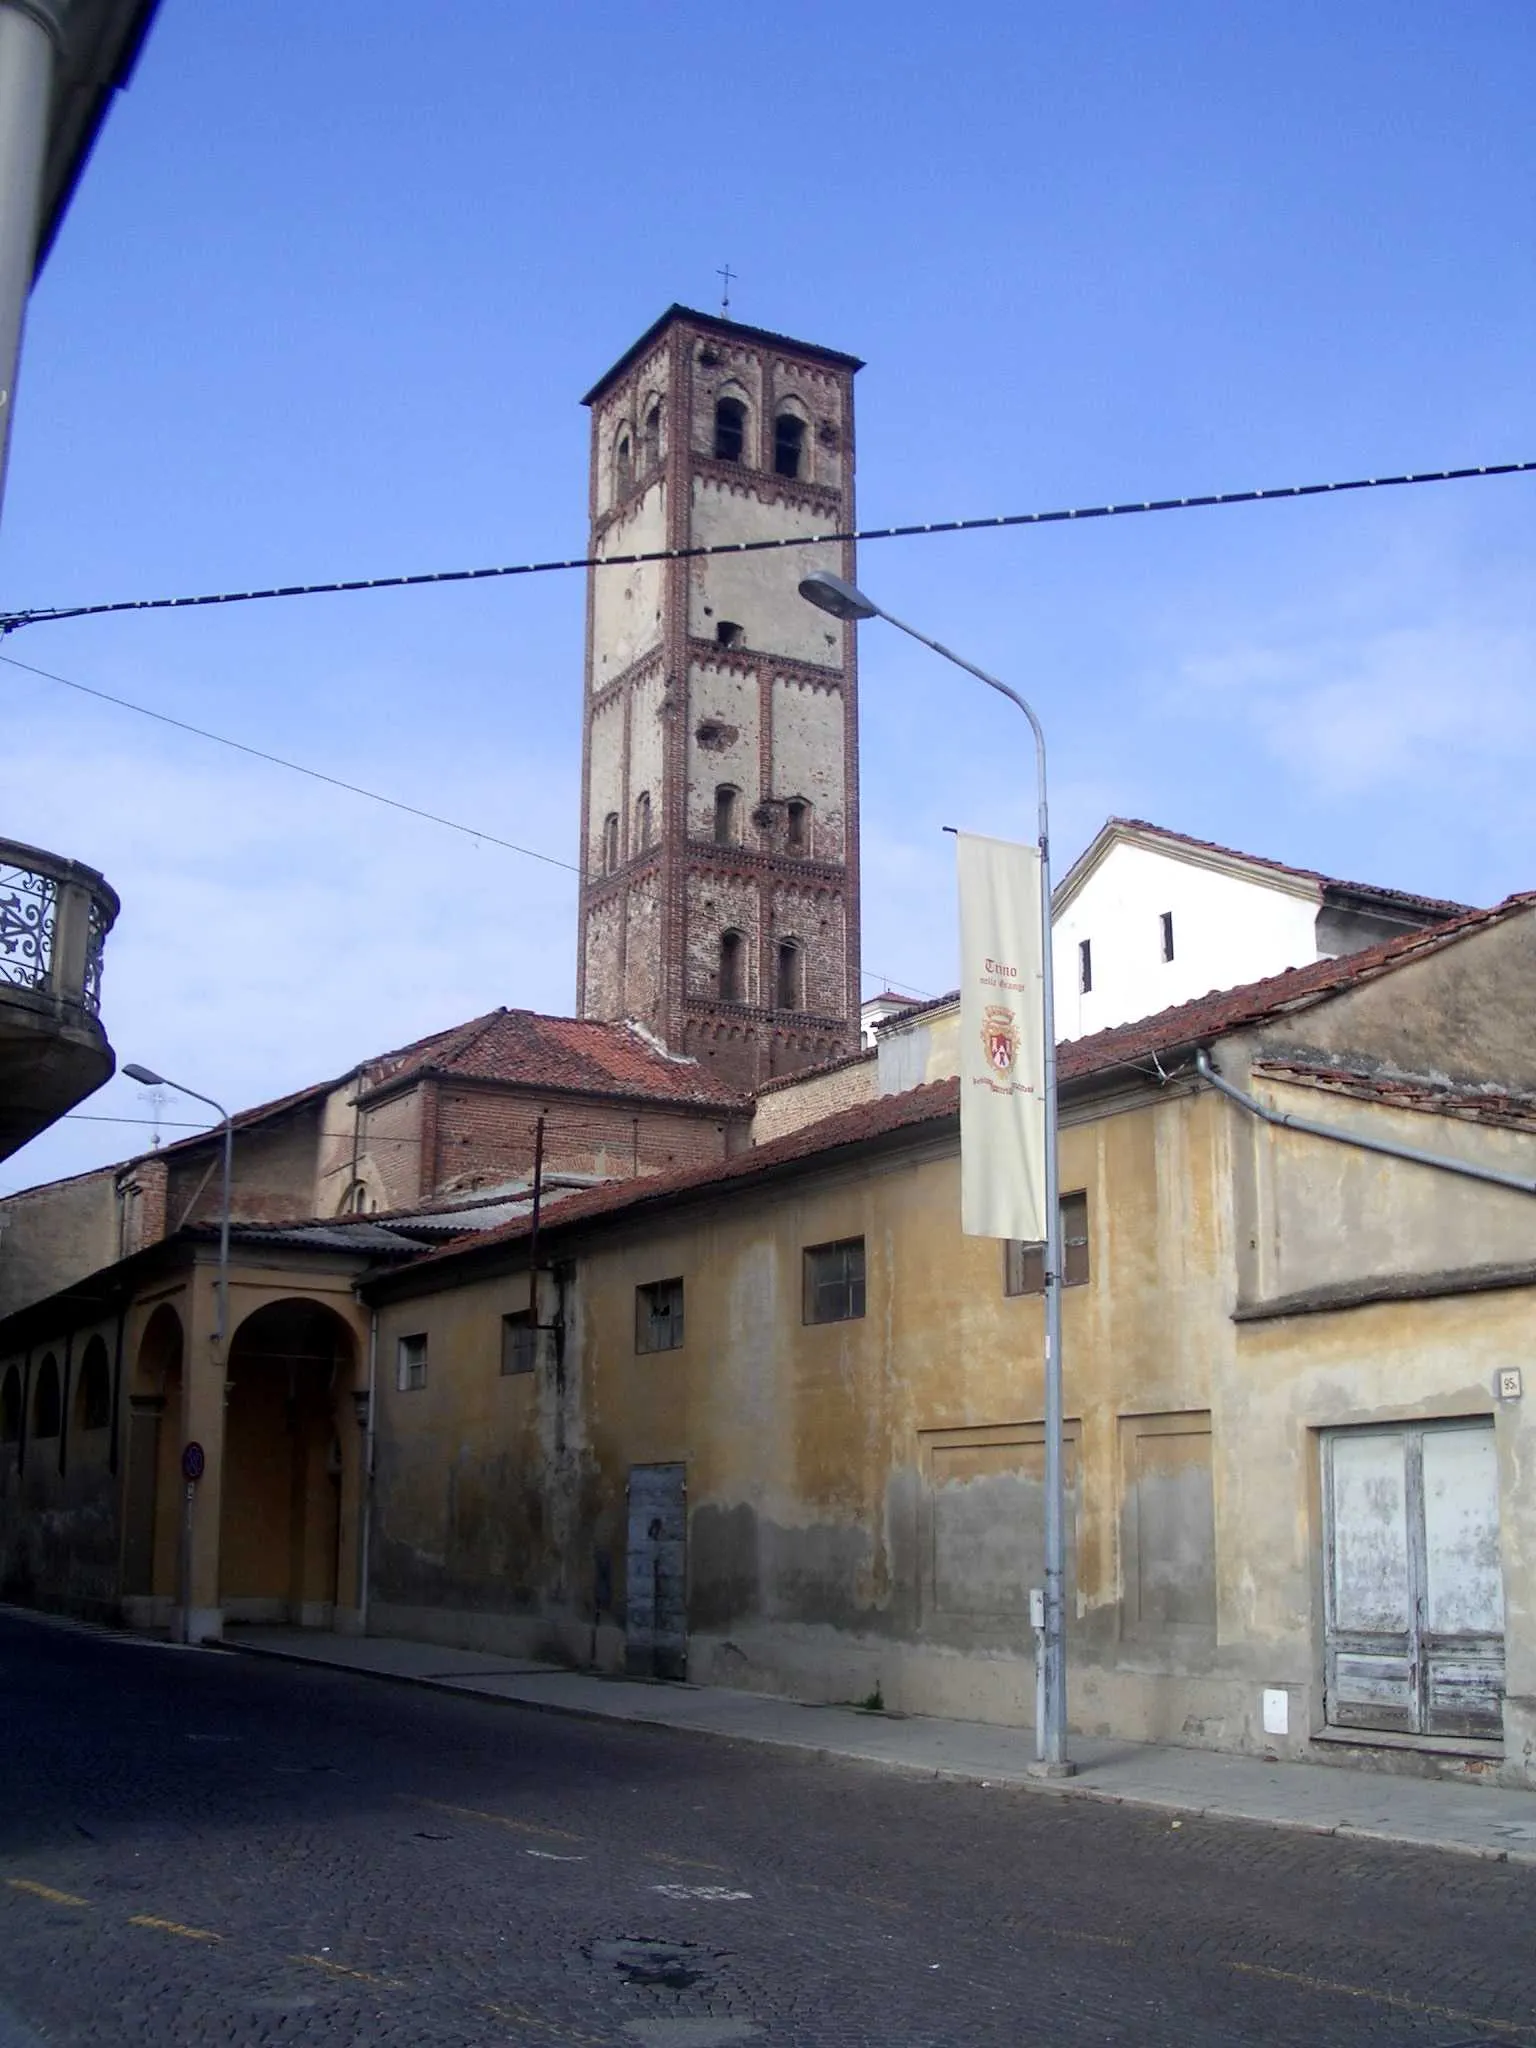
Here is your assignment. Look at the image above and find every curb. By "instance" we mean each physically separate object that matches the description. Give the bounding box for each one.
[213,1637,1536,1867]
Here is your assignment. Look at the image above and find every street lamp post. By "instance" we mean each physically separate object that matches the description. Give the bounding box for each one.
[797,569,1073,1776]
[121,1063,233,1648]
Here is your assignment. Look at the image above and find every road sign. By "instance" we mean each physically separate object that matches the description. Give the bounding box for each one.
[181,1440,205,1484]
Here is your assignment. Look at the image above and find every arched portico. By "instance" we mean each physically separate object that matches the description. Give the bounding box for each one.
[120,1301,184,1626]
[220,1297,359,1628]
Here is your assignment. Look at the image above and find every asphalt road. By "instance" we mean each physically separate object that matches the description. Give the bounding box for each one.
[2,1610,1535,2047]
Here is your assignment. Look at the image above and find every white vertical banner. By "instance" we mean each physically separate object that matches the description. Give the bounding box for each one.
[957,830,1047,1241]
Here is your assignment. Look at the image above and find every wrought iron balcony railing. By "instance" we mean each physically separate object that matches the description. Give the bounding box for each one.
[0,838,118,1021]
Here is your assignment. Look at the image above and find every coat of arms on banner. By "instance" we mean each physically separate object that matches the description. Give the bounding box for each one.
[981,1004,1020,1078]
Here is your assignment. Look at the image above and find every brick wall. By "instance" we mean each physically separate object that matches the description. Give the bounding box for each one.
[431,1084,737,1193]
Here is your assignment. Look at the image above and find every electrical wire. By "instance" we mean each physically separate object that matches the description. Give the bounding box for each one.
[0,646,580,873]
[1,460,1529,635]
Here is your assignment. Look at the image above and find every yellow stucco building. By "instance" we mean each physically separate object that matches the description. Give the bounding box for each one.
[353,896,1536,1783]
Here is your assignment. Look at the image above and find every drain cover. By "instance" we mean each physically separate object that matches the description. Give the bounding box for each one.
[588,1937,716,1991]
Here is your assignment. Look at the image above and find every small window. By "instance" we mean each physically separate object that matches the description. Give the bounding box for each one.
[634,790,652,849]
[714,396,746,463]
[803,1237,866,1324]
[76,1335,111,1432]
[774,413,805,479]
[501,1311,538,1377]
[1078,938,1093,995]
[715,619,743,649]
[1160,910,1175,963]
[713,785,739,845]
[32,1352,61,1437]
[636,1278,685,1354]
[396,1333,428,1392]
[719,929,745,1002]
[642,401,662,469]
[786,798,810,853]
[0,1366,20,1445]
[1005,1192,1090,1296]
[776,938,803,1012]
[602,811,620,873]
[614,433,633,496]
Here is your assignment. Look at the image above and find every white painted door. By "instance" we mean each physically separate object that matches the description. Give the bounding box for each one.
[1323,1422,1504,1740]
[625,1462,687,1680]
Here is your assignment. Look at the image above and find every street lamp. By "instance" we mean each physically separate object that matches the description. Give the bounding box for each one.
[121,1064,233,1367]
[797,568,1073,1776]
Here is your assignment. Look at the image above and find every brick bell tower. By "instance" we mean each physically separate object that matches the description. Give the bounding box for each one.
[575,305,864,1089]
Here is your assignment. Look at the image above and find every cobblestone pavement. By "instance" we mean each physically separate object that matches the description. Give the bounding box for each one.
[3,1612,1535,2047]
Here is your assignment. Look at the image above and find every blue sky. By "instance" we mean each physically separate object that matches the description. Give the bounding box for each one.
[2,1,1533,1187]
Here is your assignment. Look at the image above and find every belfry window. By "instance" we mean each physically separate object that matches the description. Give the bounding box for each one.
[634,790,652,849]
[642,401,662,469]
[774,413,805,480]
[786,798,810,853]
[713,785,740,845]
[775,939,804,1012]
[602,812,620,873]
[715,620,743,649]
[719,929,746,1002]
[714,397,746,463]
[614,433,632,497]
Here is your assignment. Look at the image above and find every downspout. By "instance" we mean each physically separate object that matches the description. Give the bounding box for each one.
[357,1309,378,1635]
[1195,1049,1536,1196]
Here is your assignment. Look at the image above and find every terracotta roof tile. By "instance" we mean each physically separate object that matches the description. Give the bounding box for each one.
[371,890,1536,1292]
[369,1007,748,1108]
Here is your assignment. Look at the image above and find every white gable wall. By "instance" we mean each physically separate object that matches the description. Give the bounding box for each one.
[1052,841,1320,1040]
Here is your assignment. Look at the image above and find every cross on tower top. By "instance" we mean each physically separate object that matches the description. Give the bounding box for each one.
[716,262,736,314]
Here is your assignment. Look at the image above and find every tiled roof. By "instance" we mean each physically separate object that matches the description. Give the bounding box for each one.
[1101,818,1473,918]
[362,1008,749,1109]
[1252,1061,1536,1132]
[370,890,1536,1294]
[368,1080,961,1290]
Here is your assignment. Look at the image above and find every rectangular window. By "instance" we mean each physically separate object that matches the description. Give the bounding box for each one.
[501,1310,538,1376]
[1078,939,1093,994]
[396,1332,428,1392]
[1004,1192,1090,1296]
[1160,910,1175,963]
[635,1278,685,1354]
[803,1237,866,1324]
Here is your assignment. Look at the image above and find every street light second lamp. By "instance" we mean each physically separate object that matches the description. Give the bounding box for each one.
[122,1063,166,1087]
[797,570,878,622]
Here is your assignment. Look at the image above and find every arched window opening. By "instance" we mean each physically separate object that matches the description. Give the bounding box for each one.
[602,811,620,873]
[776,939,804,1012]
[32,1353,61,1439]
[0,1366,20,1445]
[642,401,662,469]
[786,798,811,853]
[614,432,633,496]
[75,1335,111,1433]
[774,413,805,479]
[713,785,740,845]
[714,620,743,649]
[634,790,652,849]
[714,397,746,463]
[719,929,746,1003]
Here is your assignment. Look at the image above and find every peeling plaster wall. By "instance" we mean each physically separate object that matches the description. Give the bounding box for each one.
[687,661,761,832]
[688,481,846,668]
[585,693,626,878]
[770,675,846,859]
[591,486,667,685]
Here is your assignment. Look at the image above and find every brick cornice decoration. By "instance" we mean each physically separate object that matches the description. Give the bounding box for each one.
[588,644,667,713]
[684,841,845,886]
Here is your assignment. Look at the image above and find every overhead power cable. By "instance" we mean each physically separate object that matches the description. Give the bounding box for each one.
[0,460,1530,635]
[0,645,934,1004]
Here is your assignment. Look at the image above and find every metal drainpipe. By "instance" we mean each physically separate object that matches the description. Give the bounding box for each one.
[1194,1049,1536,1196]
[357,1309,378,1635]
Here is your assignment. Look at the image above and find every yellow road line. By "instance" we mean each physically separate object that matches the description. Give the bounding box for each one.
[1230,1960,1535,2038]
[5,1878,89,1907]
[482,2000,612,2045]
[294,1953,401,1988]
[407,1795,584,1843]
[128,1914,222,1943]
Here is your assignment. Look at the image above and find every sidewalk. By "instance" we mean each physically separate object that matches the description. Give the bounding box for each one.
[220,1625,1536,1868]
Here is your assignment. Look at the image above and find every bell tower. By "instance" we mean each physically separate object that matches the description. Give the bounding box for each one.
[575,305,863,1089]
